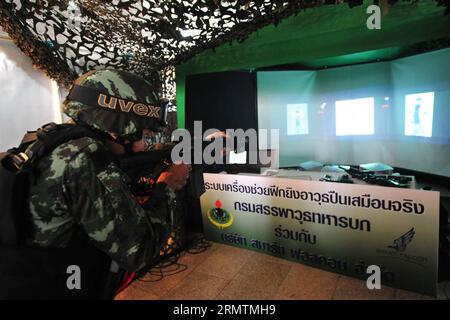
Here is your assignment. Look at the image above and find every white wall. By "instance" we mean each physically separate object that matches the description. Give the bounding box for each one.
[0,36,63,151]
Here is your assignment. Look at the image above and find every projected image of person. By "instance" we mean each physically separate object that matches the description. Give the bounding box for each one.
[294,110,303,132]
[414,98,421,125]
[404,92,434,138]
[287,103,308,135]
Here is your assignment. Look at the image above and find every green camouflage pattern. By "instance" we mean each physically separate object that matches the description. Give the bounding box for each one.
[63,69,165,137]
[27,135,177,272]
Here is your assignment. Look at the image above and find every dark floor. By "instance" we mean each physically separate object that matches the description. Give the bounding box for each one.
[115,242,449,300]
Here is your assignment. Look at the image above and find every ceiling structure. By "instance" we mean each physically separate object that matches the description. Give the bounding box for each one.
[177,1,450,75]
[0,0,449,102]
[174,0,450,127]
[0,0,320,99]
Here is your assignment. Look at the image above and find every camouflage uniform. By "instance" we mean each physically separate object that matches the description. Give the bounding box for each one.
[27,69,176,272]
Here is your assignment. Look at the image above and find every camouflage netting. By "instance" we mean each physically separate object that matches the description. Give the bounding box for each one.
[1,0,449,101]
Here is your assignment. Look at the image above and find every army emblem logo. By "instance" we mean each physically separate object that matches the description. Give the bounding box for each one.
[207,200,234,229]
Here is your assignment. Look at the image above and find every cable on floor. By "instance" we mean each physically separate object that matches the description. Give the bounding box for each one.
[136,233,211,282]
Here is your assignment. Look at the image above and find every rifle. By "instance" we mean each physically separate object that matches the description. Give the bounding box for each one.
[116,144,205,199]
[116,143,206,259]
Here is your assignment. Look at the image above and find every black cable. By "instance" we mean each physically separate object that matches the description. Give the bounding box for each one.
[136,233,211,282]
[186,233,211,254]
[138,260,188,283]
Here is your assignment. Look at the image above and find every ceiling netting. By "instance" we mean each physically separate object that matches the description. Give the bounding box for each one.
[1,0,449,101]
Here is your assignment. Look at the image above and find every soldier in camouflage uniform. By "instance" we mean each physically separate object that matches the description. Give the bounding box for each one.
[27,68,190,272]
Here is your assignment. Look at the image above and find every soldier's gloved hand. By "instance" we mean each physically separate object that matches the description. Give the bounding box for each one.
[157,163,191,191]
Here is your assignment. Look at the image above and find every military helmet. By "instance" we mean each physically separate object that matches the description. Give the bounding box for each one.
[63,68,167,138]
